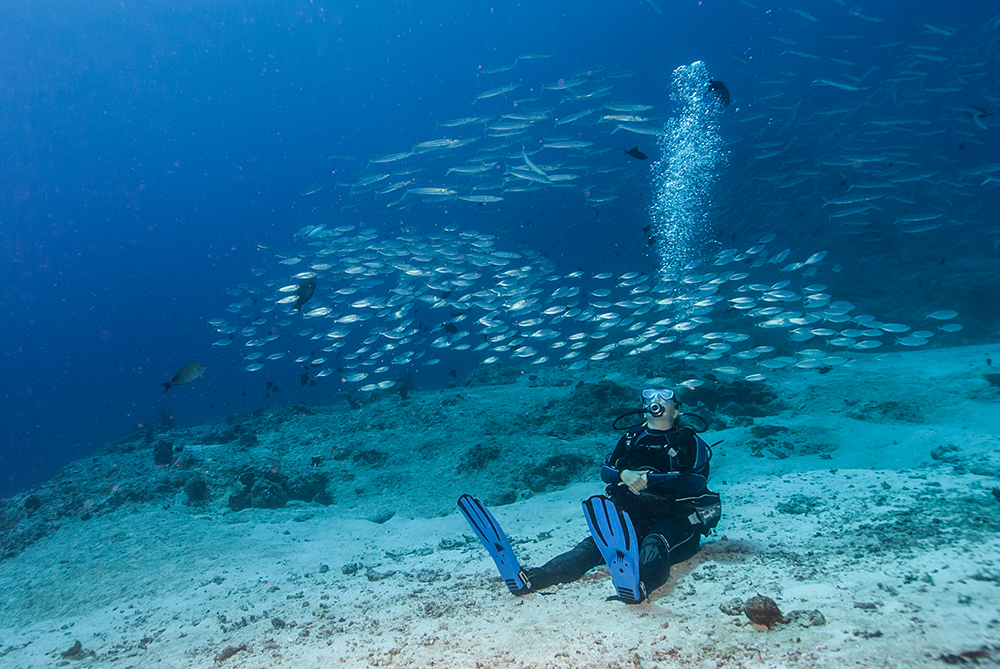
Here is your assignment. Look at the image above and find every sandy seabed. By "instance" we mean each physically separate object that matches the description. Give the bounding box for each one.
[2,344,999,668]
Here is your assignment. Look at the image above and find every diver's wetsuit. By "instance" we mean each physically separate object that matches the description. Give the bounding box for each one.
[525,423,717,596]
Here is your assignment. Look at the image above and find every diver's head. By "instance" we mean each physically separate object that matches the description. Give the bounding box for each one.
[642,387,680,427]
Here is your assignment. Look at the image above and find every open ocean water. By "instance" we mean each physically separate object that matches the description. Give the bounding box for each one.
[2,0,999,501]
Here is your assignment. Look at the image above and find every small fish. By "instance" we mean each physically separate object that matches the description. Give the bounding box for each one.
[896,336,929,347]
[812,79,867,92]
[965,106,993,130]
[623,146,648,160]
[458,195,504,203]
[783,49,822,59]
[521,149,549,178]
[298,184,326,197]
[515,53,553,61]
[542,140,594,149]
[475,84,519,101]
[368,151,414,165]
[899,223,942,234]
[803,251,828,265]
[160,362,206,393]
[641,0,664,15]
[894,213,942,224]
[612,123,666,136]
[437,116,489,128]
[555,108,598,125]
[479,63,516,75]
[921,22,957,36]
[407,187,458,196]
[852,11,884,22]
[604,104,653,112]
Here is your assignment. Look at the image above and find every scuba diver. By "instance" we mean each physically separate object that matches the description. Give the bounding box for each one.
[459,387,721,604]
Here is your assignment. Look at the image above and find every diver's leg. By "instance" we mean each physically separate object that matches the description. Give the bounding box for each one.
[638,518,702,593]
[525,536,603,590]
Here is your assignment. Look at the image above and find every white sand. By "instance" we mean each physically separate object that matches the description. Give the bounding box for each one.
[2,344,999,668]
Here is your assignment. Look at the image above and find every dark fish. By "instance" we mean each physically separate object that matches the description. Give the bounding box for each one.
[292,277,318,312]
[443,322,459,334]
[708,80,731,107]
[623,146,648,160]
[160,362,206,393]
[965,106,993,130]
[643,224,657,247]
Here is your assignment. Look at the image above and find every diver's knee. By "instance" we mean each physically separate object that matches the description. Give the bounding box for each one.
[639,533,669,565]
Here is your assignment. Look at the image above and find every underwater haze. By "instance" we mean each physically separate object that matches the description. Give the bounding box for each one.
[2,0,999,500]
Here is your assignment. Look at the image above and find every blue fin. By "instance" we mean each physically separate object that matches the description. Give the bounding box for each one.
[583,495,645,604]
[458,494,530,594]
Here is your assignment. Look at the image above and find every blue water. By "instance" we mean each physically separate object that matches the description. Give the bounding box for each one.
[2,0,997,499]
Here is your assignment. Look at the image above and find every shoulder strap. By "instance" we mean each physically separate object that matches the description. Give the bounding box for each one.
[624,426,645,449]
[690,431,715,470]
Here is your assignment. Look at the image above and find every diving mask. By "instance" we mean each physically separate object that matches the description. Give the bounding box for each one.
[642,388,676,417]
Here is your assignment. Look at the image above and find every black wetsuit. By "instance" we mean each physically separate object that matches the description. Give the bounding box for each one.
[525,423,719,596]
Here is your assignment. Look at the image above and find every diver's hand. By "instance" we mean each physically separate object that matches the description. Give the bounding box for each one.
[619,470,648,495]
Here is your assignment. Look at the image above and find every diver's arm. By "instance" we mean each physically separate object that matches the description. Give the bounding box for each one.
[601,464,624,485]
[645,472,707,496]
[600,433,631,485]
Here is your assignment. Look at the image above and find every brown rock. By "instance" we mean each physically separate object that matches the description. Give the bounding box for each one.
[60,640,83,658]
[745,595,786,629]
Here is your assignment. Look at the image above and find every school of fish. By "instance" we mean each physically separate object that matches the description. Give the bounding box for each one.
[206,5,997,390]
[208,221,960,391]
[712,5,998,251]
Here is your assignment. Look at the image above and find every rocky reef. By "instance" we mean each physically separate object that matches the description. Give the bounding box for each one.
[0,366,784,561]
